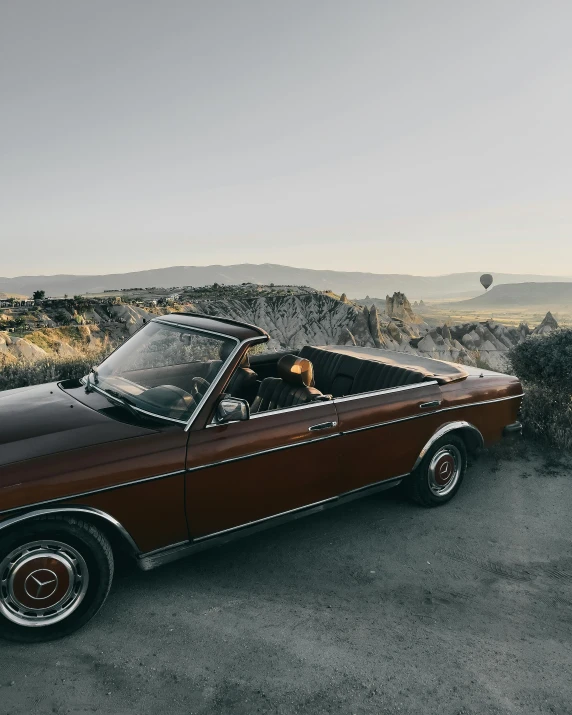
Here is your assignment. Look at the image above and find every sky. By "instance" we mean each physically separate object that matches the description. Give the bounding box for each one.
[1,0,571,277]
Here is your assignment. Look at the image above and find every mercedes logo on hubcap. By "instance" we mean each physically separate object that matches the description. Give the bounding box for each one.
[24,569,59,600]
[434,454,455,485]
[439,461,452,478]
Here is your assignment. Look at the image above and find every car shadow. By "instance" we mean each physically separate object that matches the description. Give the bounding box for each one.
[112,483,412,591]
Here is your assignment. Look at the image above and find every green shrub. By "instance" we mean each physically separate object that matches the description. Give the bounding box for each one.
[0,351,110,392]
[509,330,572,450]
[509,329,572,393]
[519,383,572,452]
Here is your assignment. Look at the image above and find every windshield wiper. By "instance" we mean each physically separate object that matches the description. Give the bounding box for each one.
[100,388,166,425]
[101,388,140,417]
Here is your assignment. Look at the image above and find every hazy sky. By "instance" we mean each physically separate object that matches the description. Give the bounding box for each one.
[1,0,571,277]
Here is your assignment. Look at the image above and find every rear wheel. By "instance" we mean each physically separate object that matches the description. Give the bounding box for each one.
[0,516,113,643]
[407,434,467,507]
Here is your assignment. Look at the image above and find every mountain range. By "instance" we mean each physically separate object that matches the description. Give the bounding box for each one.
[1,264,571,301]
[445,282,572,308]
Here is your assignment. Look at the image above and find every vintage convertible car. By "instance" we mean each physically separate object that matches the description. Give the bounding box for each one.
[0,313,523,641]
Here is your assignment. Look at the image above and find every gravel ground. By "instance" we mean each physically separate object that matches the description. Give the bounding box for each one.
[1,441,571,715]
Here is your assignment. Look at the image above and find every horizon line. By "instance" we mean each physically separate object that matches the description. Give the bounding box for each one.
[1,262,571,281]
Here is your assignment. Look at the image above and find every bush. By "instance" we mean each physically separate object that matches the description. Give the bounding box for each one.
[0,351,110,392]
[519,383,572,452]
[509,330,572,450]
[509,329,572,393]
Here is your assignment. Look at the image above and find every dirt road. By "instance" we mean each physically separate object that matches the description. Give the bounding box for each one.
[1,442,571,714]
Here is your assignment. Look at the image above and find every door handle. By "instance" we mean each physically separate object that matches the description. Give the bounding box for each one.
[419,401,441,409]
[309,421,337,432]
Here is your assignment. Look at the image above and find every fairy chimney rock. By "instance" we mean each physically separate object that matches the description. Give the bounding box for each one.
[533,311,559,335]
[385,292,421,324]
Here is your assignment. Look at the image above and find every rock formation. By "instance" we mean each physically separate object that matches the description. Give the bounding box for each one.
[0,333,48,363]
[532,311,559,335]
[385,292,423,324]
[1,289,562,375]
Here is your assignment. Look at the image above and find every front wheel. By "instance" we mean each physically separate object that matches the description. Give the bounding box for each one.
[406,434,467,507]
[0,516,114,643]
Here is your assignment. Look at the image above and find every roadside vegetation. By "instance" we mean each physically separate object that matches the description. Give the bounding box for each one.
[509,329,572,451]
[0,350,111,392]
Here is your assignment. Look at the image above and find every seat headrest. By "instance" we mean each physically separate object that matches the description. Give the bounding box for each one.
[277,354,314,387]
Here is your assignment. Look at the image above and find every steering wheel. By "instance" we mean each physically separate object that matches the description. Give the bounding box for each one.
[190,376,211,401]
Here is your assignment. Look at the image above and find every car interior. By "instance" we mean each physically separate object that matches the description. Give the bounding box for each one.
[223,345,435,413]
[108,342,435,420]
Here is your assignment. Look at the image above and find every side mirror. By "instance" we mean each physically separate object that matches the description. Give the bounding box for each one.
[215,396,250,424]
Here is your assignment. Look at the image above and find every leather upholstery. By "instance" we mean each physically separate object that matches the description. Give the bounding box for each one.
[227,365,258,404]
[276,354,314,387]
[251,355,322,413]
[205,348,256,402]
[299,346,427,396]
[299,346,360,396]
[351,359,426,392]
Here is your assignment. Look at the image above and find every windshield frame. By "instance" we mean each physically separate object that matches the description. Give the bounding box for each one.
[82,319,243,427]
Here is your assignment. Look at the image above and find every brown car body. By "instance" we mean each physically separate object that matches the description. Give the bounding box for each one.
[0,314,523,571]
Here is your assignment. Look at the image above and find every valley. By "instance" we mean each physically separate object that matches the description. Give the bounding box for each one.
[0,282,563,376]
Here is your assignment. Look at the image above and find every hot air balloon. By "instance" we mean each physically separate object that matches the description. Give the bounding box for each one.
[480,274,493,290]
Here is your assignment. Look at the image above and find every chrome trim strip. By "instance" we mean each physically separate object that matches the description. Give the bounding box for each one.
[249,399,335,419]
[413,421,484,470]
[207,399,334,427]
[138,539,189,557]
[439,393,524,412]
[193,496,338,541]
[137,474,407,571]
[0,506,141,555]
[339,393,524,437]
[0,470,186,518]
[333,381,438,403]
[341,473,406,497]
[184,335,266,432]
[186,433,339,474]
[153,319,241,342]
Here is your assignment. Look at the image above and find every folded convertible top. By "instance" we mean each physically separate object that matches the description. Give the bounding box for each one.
[316,345,468,385]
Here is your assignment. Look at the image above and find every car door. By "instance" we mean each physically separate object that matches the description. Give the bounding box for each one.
[185,400,341,538]
[333,380,444,493]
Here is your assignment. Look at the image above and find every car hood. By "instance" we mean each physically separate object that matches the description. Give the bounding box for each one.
[0,381,153,468]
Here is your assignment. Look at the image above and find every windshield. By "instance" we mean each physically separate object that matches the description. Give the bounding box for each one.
[87,321,237,423]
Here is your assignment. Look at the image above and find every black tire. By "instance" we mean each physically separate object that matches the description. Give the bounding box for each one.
[407,434,467,507]
[0,515,114,643]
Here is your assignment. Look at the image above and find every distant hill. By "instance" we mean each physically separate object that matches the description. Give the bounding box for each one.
[1,264,570,301]
[444,282,572,308]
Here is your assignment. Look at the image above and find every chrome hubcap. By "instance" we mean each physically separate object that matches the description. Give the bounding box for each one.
[0,541,89,627]
[428,445,462,497]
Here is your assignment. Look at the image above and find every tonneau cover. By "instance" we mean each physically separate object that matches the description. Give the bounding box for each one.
[315,345,468,385]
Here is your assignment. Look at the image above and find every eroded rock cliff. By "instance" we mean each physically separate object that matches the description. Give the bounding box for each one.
[1,288,560,374]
